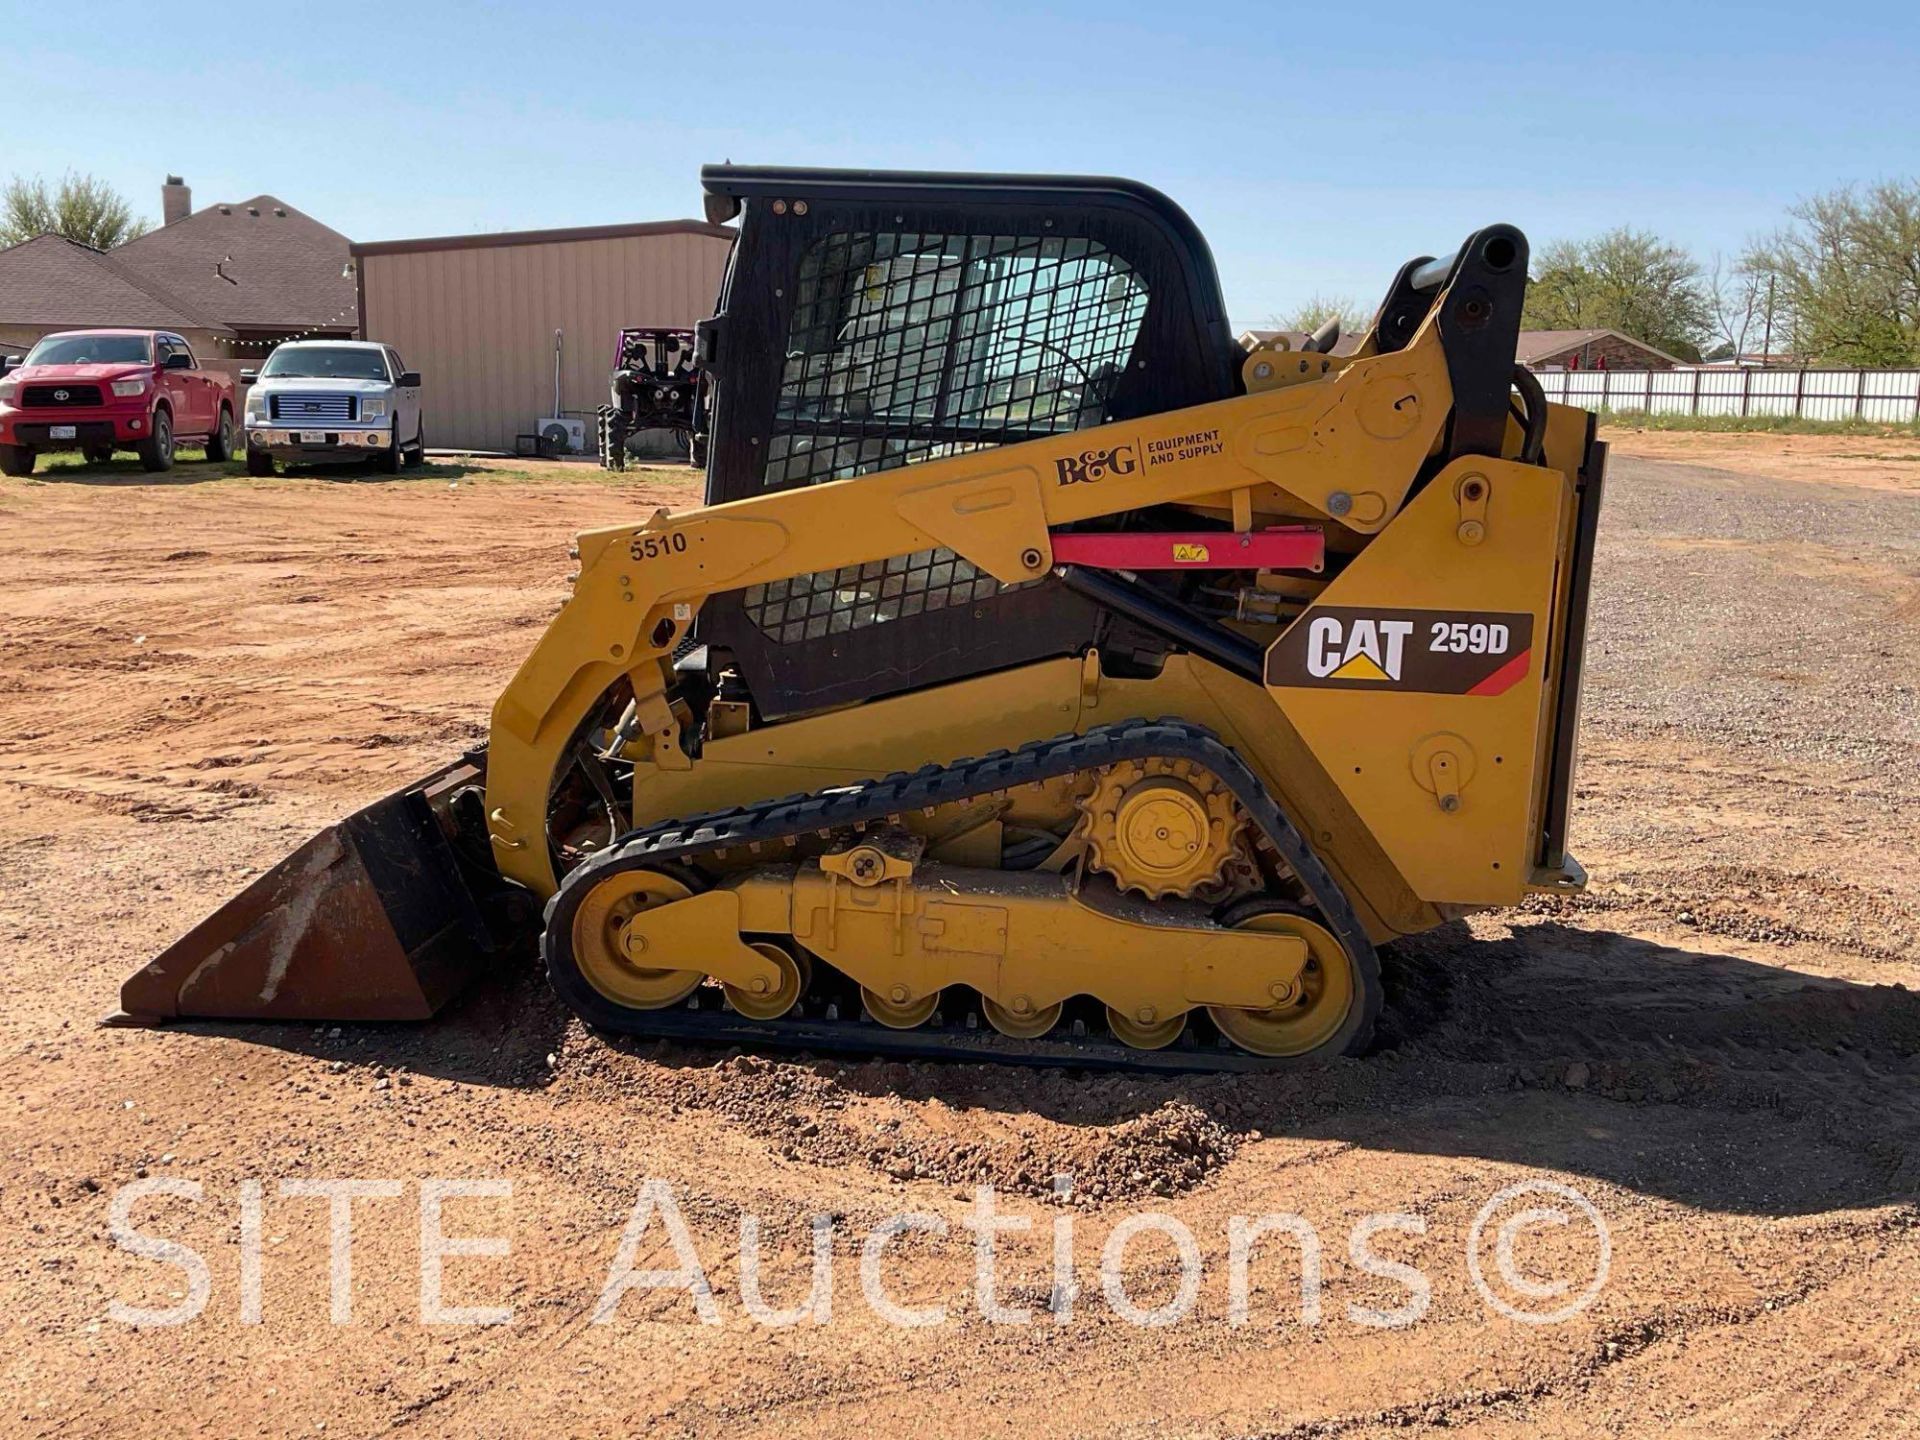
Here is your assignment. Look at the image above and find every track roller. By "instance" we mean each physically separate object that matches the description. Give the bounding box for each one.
[725,943,810,1020]
[862,985,941,1029]
[1105,1004,1186,1050]
[981,994,1063,1039]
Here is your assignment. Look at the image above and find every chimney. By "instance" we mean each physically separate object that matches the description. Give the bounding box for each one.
[162,176,191,227]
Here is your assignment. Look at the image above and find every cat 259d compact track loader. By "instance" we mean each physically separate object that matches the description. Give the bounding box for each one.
[117,166,1603,1070]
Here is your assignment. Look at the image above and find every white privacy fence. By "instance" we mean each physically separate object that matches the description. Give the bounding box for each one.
[1533,367,1920,423]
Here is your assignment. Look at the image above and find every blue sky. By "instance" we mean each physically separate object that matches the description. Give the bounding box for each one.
[5,0,1915,328]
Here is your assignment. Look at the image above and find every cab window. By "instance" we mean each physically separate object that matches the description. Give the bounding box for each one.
[25,333,150,365]
[258,347,390,381]
[765,231,1149,489]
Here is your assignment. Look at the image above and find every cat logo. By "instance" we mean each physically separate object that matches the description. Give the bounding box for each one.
[1307,615,1413,682]
[1054,444,1137,486]
[1266,606,1536,696]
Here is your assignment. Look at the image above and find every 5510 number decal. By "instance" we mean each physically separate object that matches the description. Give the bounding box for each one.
[629,531,690,562]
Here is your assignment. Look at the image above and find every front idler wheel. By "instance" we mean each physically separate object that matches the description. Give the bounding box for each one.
[566,867,705,1010]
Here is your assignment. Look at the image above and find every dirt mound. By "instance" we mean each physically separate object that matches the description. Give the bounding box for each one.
[553,1041,1240,1201]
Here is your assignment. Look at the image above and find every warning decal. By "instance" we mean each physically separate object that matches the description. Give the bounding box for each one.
[1265,607,1535,695]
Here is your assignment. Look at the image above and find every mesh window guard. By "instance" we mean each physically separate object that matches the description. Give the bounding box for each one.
[744,230,1149,643]
[743,548,1011,645]
[765,231,1148,488]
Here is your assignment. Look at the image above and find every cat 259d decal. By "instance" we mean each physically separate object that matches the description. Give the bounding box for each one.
[1265,607,1535,696]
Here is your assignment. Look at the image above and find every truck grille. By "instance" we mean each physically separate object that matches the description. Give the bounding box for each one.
[270,393,357,423]
[22,384,104,407]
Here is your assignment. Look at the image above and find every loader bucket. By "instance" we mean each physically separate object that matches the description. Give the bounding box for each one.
[113,759,525,1026]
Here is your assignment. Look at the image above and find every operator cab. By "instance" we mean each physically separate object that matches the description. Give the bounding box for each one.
[689,166,1245,718]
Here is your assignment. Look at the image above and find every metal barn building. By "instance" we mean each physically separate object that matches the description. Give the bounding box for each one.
[351,219,735,454]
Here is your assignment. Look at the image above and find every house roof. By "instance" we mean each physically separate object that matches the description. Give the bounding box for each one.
[350,217,735,259]
[1516,328,1687,367]
[111,195,356,331]
[0,233,225,334]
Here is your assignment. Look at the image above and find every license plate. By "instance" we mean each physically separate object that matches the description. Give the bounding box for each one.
[50,424,76,440]
[300,430,328,444]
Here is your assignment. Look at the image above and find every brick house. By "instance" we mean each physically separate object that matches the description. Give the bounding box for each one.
[0,177,355,365]
[1516,328,1685,371]
[0,235,217,358]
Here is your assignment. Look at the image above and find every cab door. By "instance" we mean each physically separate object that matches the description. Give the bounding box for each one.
[386,347,421,447]
[179,339,215,433]
[156,336,207,434]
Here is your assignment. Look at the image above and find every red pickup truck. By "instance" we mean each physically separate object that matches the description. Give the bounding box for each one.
[0,328,237,476]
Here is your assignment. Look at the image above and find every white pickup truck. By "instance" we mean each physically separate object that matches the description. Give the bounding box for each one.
[241,340,424,476]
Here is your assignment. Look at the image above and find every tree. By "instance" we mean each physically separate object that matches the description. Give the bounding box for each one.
[1521,228,1710,363]
[1704,253,1779,362]
[0,172,150,250]
[1265,293,1371,339]
[1743,180,1920,366]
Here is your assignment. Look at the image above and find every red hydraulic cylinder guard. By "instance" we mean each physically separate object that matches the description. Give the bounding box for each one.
[1049,527,1324,572]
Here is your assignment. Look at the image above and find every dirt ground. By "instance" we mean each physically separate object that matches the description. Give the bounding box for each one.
[1602,427,1920,494]
[1,438,1916,1438]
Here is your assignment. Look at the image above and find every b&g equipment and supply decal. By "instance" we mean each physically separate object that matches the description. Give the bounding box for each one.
[1265,607,1535,696]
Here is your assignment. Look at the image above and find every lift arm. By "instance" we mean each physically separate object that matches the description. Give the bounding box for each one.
[485,322,1457,896]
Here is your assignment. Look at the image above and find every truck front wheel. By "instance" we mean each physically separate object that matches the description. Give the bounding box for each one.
[246,447,275,477]
[0,444,33,477]
[137,408,175,473]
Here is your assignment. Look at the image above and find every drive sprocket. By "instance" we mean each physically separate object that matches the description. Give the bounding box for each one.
[1076,756,1247,899]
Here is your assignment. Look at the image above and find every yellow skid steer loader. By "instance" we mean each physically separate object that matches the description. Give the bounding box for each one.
[117,166,1602,1069]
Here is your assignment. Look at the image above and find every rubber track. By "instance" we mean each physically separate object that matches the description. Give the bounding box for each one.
[542,718,1382,1071]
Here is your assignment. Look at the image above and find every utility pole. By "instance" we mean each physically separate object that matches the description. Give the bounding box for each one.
[1760,274,1776,365]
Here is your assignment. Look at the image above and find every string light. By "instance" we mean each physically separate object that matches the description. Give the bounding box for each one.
[221,297,361,350]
